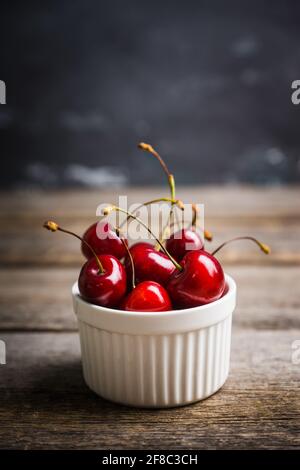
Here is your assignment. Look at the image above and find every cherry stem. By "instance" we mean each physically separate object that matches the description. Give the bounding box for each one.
[138,142,171,181]
[157,195,176,250]
[191,203,213,242]
[157,175,176,249]
[113,225,136,289]
[211,236,271,256]
[203,229,213,242]
[103,206,183,271]
[43,221,105,274]
[138,142,176,249]
[191,203,198,227]
[119,197,184,230]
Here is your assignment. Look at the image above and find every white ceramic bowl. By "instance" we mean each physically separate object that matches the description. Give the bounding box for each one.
[72,274,236,408]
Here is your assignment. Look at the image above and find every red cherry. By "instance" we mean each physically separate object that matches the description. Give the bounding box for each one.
[78,254,127,308]
[82,221,127,260]
[125,242,176,287]
[167,250,225,308]
[122,281,172,312]
[166,228,204,261]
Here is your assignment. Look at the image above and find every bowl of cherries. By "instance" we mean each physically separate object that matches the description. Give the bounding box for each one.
[44,143,270,408]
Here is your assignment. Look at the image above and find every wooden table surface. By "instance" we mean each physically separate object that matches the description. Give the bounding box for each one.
[0,186,299,449]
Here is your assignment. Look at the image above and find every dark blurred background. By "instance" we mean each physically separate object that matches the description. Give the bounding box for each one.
[1,0,300,188]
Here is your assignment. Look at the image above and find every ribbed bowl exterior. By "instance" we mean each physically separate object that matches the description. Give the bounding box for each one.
[73,274,236,408]
[78,315,232,407]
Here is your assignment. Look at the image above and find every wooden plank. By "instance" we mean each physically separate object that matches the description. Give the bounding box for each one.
[1,186,299,266]
[1,186,299,218]
[0,330,299,449]
[1,266,299,331]
[1,217,300,266]
[1,188,298,450]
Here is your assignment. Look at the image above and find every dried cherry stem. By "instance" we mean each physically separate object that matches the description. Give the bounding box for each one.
[191,203,213,242]
[138,142,175,199]
[43,220,105,273]
[118,197,184,230]
[102,206,183,271]
[211,236,270,256]
[138,142,176,249]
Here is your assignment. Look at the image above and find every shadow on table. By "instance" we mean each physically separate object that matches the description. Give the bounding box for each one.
[8,358,184,417]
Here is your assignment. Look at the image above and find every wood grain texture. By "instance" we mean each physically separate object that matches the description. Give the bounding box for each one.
[2,219,300,265]
[0,186,300,266]
[0,187,299,449]
[0,330,299,450]
[1,266,300,331]
[1,186,299,217]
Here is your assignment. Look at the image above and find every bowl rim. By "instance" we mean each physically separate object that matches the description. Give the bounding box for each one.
[72,274,236,334]
[72,273,236,318]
